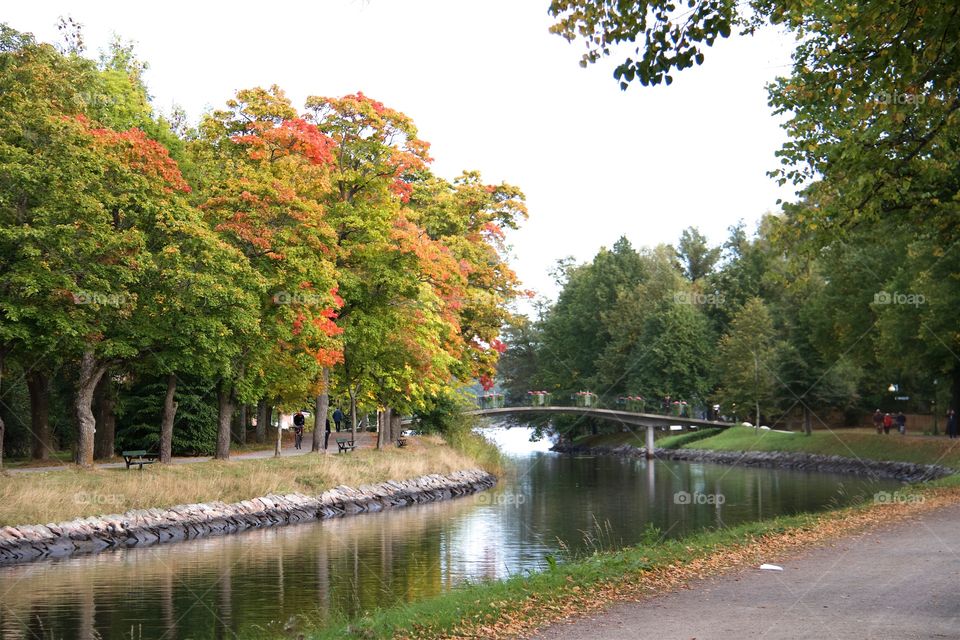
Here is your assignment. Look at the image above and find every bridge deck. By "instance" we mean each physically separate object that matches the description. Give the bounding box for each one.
[466,406,734,429]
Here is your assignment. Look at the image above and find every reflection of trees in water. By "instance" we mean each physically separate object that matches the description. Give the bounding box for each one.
[0,458,894,639]
[0,495,477,639]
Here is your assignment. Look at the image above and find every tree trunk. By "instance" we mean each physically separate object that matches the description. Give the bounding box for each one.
[376,409,386,449]
[349,388,357,440]
[237,404,248,445]
[274,410,283,457]
[312,367,330,452]
[27,370,51,460]
[951,364,960,413]
[390,411,401,443]
[159,373,178,463]
[802,405,813,436]
[256,399,268,443]
[231,403,243,444]
[0,351,5,470]
[74,350,108,467]
[94,374,117,460]
[215,382,234,460]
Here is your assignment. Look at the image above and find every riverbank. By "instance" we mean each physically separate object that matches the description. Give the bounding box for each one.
[0,433,499,527]
[551,441,953,482]
[0,468,496,565]
[302,476,960,639]
[558,426,960,476]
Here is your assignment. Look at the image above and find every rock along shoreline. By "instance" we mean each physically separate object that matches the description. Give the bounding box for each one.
[551,443,954,484]
[0,468,497,566]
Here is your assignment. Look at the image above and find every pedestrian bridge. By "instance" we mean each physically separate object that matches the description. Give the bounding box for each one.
[465,406,735,457]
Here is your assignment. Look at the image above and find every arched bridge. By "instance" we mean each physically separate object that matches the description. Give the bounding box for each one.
[465,406,735,458]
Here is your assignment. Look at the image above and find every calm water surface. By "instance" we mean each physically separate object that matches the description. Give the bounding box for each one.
[0,426,897,639]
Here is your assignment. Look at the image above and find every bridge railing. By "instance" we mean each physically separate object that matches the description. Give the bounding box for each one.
[489,391,714,420]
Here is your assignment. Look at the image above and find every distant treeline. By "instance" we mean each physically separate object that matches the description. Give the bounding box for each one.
[499,220,960,437]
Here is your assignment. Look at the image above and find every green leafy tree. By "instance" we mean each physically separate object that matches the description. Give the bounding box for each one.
[538,236,646,399]
[625,298,714,403]
[716,297,778,425]
[675,226,720,282]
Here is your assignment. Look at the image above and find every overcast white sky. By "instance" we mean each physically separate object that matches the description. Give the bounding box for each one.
[6,1,798,306]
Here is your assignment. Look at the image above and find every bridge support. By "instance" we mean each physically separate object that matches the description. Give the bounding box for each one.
[646,425,654,459]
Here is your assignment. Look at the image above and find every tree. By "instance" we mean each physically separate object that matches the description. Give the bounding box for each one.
[197,85,343,459]
[716,298,778,425]
[624,298,714,402]
[593,244,687,397]
[497,315,542,405]
[549,0,739,89]
[538,236,646,398]
[675,226,720,282]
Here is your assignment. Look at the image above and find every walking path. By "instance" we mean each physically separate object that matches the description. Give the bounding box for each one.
[7,431,375,474]
[535,503,960,640]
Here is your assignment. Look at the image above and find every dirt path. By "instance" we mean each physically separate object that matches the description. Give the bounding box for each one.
[6,431,376,474]
[535,503,960,640]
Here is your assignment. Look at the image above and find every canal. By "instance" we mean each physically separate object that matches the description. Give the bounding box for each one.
[0,426,897,639]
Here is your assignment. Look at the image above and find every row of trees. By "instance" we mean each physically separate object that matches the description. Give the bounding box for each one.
[499,218,955,436]
[0,23,525,467]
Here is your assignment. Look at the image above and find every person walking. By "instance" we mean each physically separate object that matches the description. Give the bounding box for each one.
[873,409,884,434]
[333,407,344,432]
[896,411,906,435]
[324,417,331,450]
[883,412,893,435]
[947,409,958,439]
[293,410,305,450]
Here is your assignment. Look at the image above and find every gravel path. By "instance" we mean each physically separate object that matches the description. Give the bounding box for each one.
[535,503,960,640]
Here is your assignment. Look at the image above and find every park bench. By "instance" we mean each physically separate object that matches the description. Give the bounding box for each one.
[336,438,356,453]
[396,436,408,448]
[122,450,159,470]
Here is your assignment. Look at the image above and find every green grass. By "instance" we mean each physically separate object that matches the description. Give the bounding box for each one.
[573,426,960,469]
[686,426,960,469]
[657,427,723,449]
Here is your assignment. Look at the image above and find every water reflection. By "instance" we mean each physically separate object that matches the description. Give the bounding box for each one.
[0,427,895,639]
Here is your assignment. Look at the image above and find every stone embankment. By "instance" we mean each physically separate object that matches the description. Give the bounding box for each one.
[551,443,953,483]
[0,468,496,566]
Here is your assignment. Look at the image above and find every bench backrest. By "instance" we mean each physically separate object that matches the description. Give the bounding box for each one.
[122,450,148,457]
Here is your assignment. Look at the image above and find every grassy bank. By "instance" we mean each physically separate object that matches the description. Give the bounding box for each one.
[298,478,960,639]
[575,426,960,469]
[0,435,495,527]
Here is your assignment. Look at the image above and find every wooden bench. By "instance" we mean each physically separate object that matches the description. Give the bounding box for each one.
[396,436,408,448]
[122,450,159,470]
[335,438,356,453]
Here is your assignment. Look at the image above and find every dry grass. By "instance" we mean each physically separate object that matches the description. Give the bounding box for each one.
[0,436,485,527]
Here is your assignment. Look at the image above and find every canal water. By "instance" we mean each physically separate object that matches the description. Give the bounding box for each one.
[0,426,897,639]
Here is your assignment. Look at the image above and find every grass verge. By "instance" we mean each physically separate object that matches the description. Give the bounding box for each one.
[574,426,960,469]
[685,426,960,468]
[298,481,960,639]
[0,435,486,527]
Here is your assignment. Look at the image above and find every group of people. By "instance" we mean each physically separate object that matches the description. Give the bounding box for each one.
[872,408,960,438]
[872,410,907,435]
[291,407,347,450]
